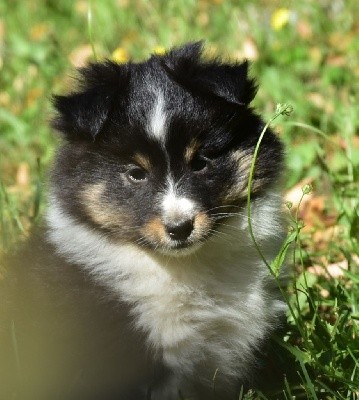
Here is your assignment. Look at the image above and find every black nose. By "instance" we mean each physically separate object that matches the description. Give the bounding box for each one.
[165,220,194,241]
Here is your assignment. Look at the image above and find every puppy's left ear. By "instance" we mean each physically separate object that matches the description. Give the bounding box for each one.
[161,42,257,106]
[52,61,129,141]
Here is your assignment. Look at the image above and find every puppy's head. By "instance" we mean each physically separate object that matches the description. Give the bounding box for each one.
[51,42,283,255]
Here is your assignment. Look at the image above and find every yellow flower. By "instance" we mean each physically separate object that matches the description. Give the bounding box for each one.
[111,47,129,64]
[271,8,290,31]
[152,46,166,56]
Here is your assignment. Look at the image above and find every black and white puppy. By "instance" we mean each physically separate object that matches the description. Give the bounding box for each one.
[1,42,286,400]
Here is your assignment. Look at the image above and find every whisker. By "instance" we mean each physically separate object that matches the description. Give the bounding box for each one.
[208,229,235,243]
[174,174,186,189]
[211,212,246,219]
[135,236,149,248]
[204,205,242,213]
[210,213,255,224]
[215,222,244,231]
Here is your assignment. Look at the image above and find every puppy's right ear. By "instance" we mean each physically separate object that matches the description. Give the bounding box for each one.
[52,61,129,141]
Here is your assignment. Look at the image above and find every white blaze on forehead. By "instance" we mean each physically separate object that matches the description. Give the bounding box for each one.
[162,179,196,220]
[148,90,168,141]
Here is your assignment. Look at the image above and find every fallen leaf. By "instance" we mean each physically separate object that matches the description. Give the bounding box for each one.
[297,20,312,39]
[327,55,346,67]
[307,92,325,108]
[308,259,349,278]
[329,32,354,51]
[69,44,94,68]
[242,37,258,61]
[117,0,130,7]
[26,87,43,107]
[311,225,342,251]
[197,12,209,26]
[75,0,88,15]
[0,92,10,106]
[0,20,5,42]
[16,162,30,187]
[320,288,330,298]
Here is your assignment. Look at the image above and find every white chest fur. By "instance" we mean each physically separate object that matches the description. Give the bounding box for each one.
[46,193,286,383]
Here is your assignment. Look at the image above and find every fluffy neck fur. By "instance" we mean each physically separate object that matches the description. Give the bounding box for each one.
[46,191,286,385]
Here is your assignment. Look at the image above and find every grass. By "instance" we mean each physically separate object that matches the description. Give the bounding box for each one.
[0,0,358,398]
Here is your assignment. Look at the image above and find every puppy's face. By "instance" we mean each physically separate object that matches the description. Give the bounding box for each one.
[51,43,282,255]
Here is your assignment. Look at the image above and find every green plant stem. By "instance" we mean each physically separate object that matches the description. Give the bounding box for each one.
[246,103,293,277]
[245,104,309,338]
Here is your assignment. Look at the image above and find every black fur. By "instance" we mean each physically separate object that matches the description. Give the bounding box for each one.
[1,42,285,399]
[160,42,257,105]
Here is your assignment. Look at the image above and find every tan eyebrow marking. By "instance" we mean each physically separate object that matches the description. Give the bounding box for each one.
[184,138,201,163]
[222,149,268,203]
[133,153,152,171]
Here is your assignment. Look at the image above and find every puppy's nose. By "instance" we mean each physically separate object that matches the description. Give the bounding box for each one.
[165,220,194,241]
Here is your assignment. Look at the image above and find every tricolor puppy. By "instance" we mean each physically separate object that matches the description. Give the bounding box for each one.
[1,42,286,399]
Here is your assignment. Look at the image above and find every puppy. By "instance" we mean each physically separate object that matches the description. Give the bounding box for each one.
[0,42,286,400]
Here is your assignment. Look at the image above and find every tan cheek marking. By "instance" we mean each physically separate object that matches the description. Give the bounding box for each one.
[232,150,253,172]
[234,150,270,193]
[142,217,167,243]
[222,150,253,203]
[184,138,201,164]
[193,212,212,236]
[81,183,128,228]
[133,153,151,171]
[81,183,105,205]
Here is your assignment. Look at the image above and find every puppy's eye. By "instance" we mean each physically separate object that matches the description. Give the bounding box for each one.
[126,167,148,183]
[190,157,209,172]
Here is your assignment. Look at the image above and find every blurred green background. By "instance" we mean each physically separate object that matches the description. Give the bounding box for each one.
[0,1,358,398]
